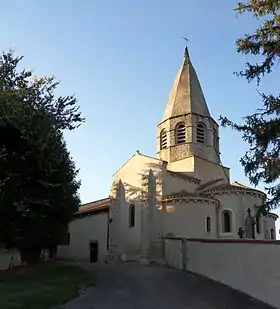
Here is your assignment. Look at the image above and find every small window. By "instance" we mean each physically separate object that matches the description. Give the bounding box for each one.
[271,229,275,240]
[67,233,70,245]
[160,130,167,149]
[175,123,186,144]
[206,216,211,233]
[256,215,260,234]
[222,211,232,233]
[213,128,218,150]
[129,204,135,228]
[197,122,206,144]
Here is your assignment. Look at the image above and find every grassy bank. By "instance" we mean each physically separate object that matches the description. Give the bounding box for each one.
[0,264,94,309]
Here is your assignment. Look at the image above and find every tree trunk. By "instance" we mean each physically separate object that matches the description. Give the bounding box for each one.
[49,244,57,259]
[20,246,42,265]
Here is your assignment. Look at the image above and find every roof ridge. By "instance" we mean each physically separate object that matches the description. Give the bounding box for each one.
[167,170,201,183]
[112,153,136,176]
[138,152,161,162]
[76,198,110,216]
[80,197,110,208]
[197,178,225,191]
[203,183,266,196]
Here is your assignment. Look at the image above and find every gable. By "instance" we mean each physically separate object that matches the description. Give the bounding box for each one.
[112,152,164,190]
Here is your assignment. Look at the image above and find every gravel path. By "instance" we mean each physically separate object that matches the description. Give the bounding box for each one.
[60,262,274,309]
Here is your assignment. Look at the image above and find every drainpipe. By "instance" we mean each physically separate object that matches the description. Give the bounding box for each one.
[216,203,219,238]
[106,211,110,251]
[181,238,188,271]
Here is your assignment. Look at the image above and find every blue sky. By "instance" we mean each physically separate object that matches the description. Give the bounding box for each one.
[1,1,279,229]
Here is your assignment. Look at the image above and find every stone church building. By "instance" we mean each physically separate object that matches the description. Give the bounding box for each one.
[57,47,278,263]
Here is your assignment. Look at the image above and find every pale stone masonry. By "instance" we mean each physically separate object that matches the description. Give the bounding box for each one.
[57,46,278,265]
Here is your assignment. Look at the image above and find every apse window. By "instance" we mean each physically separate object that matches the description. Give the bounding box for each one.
[160,129,167,149]
[256,215,261,234]
[271,228,275,240]
[129,204,135,228]
[175,123,186,144]
[67,233,70,245]
[197,122,206,143]
[222,210,232,233]
[206,216,211,233]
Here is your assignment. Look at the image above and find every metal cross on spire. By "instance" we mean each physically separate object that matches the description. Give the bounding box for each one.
[182,36,190,57]
[182,36,189,44]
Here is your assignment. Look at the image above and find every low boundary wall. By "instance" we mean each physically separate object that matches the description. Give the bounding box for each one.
[164,237,280,308]
[0,249,21,270]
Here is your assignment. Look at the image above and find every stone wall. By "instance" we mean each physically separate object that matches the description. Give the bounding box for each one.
[111,152,165,262]
[164,238,183,270]
[57,211,108,262]
[164,237,280,308]
[0,248,21,270]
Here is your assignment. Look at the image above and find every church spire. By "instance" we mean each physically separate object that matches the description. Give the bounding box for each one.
[184,45,189,58]
[157,47,221,169]
[162,46,210,121]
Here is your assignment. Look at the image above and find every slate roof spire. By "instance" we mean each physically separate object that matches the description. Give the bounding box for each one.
[163,46,210,120]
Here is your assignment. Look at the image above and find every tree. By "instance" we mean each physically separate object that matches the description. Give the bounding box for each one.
[0,51,84,263]
[220,0,280,212]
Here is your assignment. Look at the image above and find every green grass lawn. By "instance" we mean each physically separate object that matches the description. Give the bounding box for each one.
[0,264,94,309]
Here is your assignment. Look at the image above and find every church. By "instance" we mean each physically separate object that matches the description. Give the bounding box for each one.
[57,47,278,264]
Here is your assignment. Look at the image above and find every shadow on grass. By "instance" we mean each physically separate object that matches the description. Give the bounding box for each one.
[0,263,95,309]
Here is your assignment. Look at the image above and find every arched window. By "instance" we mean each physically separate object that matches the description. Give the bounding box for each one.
[67,232,70,245]
[271,228,275,240]
[175,123,186,144]
[222,211,232,233]
[206,216,211,233]
[256,215,261,234]
[129,204,135,228]
[197,122,206,143]
[160,129,167,149]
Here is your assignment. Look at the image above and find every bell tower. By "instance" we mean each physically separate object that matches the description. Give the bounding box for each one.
[156,47,228,181]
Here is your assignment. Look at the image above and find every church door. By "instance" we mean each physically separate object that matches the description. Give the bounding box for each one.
[89,241,98,263]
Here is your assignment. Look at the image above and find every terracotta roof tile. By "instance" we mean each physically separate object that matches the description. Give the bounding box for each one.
[202,183,266,197]
[231,181,251,189]
[76,197,109,216]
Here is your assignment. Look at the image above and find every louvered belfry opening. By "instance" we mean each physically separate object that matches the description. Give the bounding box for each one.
[160,130,168,149]
[197,122,206,143]
[176,123,186,144]
[157,47,222,165]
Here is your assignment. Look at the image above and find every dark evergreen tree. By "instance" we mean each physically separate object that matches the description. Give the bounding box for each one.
[0,51,84,263]
[220,0,280,212]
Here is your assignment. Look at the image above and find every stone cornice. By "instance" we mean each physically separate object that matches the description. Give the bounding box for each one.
[157,112,219,127]
[266,212,279,220]
[163,236,280,245]
[202,184,266,199]
[162,193,219,206]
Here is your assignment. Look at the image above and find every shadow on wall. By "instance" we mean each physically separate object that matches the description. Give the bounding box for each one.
[109,162,164,262]
[111,161,163,205]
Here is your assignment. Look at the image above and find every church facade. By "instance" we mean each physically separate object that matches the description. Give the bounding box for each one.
[57,47,278,263]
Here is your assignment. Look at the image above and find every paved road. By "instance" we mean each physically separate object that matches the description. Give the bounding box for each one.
[61,262,274,309]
